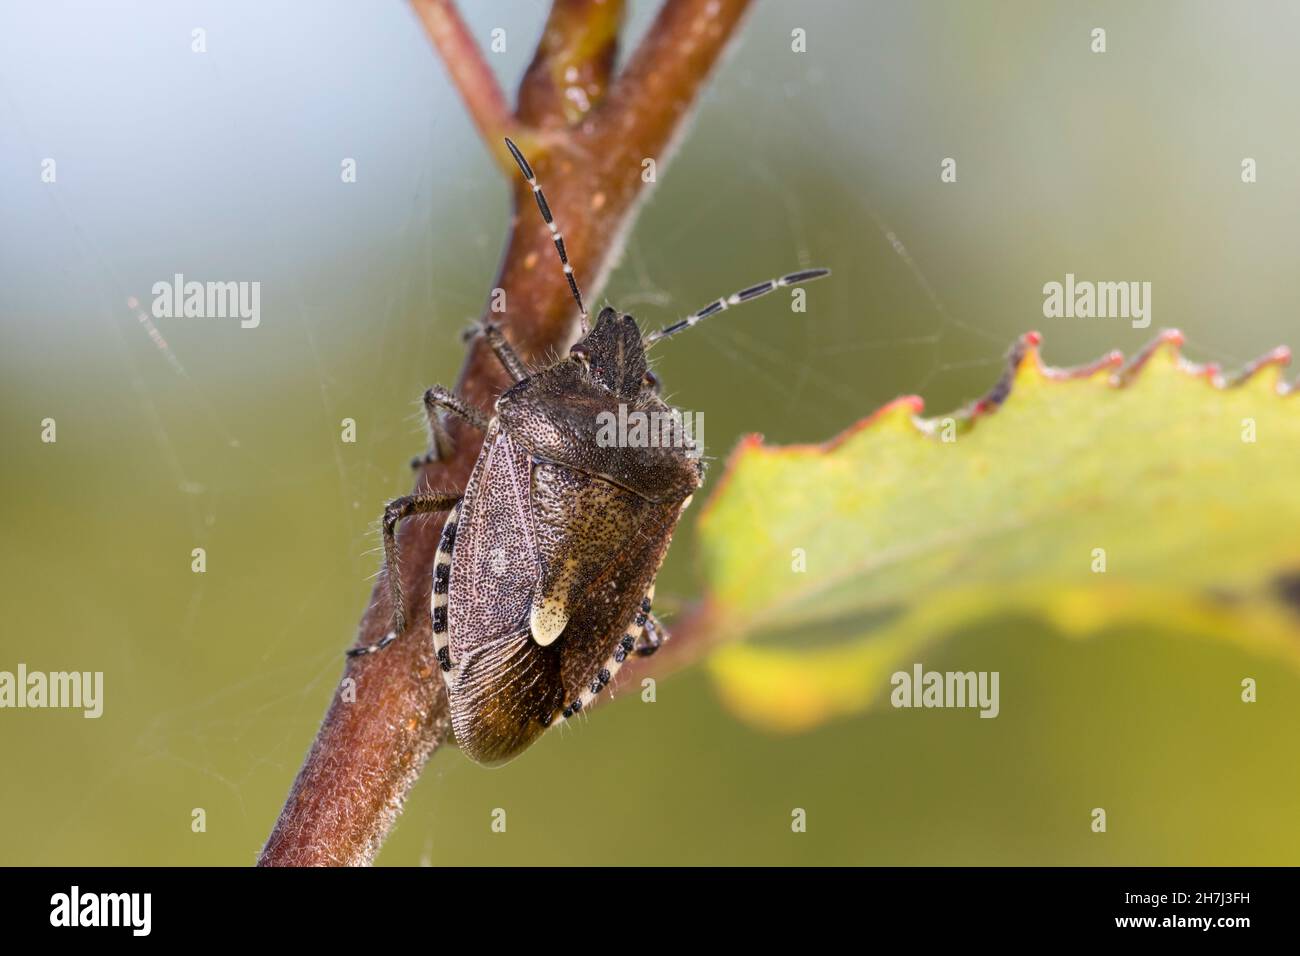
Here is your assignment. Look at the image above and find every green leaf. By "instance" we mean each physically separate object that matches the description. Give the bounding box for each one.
[695,330,1300,732]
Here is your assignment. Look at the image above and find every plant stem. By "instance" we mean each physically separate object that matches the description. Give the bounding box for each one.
[411,0,515,162]
[259,0,753,867]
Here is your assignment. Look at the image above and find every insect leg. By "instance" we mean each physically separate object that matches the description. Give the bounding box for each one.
[481,323,529,383]
[411,385,490,470]
[613,587,669,659]
[635,609,669,657]
[346,492,461,658]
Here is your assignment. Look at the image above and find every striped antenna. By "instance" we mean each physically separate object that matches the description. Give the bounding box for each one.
[643,268,831,346]
[504,137,588,333]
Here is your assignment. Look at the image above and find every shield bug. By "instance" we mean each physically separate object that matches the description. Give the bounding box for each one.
[349,137,829,765]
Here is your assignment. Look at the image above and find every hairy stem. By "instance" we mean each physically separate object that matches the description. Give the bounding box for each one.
[259,0,752,867]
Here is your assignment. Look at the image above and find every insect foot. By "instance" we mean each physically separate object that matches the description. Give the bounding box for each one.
[346,630,398,658]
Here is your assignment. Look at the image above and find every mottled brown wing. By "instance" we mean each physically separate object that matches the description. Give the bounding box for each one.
[530,461,679,699]
[446,430,680,765]
[449,619,560,765]
[445,426,554,764]
[446,424,539,650]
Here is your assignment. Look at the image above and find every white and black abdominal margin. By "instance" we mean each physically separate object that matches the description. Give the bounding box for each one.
[431,502,460,690]
[544,583,658,727]
[549,495,690,725]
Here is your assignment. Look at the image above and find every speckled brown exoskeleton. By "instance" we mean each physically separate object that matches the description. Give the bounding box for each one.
[349,138,829,765]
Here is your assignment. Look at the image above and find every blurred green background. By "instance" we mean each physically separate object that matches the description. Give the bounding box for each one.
[2,0,1298,865]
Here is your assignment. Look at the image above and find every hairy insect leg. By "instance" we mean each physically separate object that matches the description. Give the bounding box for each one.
[410,385,490,470]
[481,323,529,383]
[347,492,461,658]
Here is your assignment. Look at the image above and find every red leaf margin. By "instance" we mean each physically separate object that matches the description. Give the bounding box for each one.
[699,328,1295,525]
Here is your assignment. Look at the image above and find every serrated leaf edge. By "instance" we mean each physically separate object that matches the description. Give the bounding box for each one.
[701,328,1294,526]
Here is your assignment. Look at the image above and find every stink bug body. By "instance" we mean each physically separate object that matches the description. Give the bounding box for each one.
[349,138,828,765]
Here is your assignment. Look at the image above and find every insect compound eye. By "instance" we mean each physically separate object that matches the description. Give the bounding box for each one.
[570,344,591,369]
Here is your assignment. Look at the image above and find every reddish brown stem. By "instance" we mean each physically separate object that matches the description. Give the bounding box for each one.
[411,0,515,159]
[259,0,753,867]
